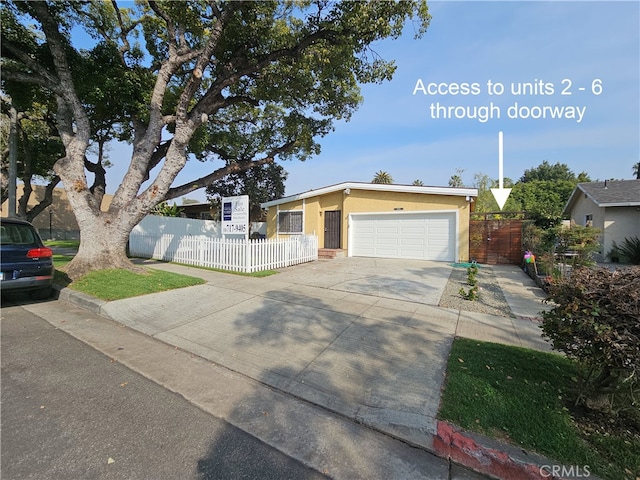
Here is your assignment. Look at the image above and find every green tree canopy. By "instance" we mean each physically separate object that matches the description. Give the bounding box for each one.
[519,160,588,183]
[1,94,64,220]
[206,162,287,222]
[472,172,515,213]
[512,161,590,227]
[473,161,591,227]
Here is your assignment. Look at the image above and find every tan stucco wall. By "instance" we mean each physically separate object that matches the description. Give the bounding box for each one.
[568,194,640,261]
[602,207,640,260]
[266,189,472,261]
[568,193,606,228]
[567,194,607,259]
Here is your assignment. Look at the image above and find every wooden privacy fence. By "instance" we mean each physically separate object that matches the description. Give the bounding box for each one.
[129,233,318,273]
[469,217,524,265]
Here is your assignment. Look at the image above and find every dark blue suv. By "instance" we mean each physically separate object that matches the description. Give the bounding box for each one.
[1,217,54,300]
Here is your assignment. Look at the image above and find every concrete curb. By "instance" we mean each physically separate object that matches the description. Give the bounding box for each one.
[433,421,591,480]
[54,286,108,315]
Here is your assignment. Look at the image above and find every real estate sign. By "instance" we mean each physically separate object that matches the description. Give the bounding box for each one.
[221,195,249,237]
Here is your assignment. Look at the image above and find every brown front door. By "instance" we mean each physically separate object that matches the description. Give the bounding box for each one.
[324,210,341,249]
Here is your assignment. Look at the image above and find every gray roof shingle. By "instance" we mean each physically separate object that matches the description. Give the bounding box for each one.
[566,180,640,212]
[579,180,640,206]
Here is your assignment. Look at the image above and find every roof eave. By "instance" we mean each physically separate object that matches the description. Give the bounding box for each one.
[598,202,640,208]
[260,182,478,209]
[562,185,584,215]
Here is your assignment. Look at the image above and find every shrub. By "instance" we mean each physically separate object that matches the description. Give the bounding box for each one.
[606,244,622,263]
[152,201,183,217]
[610,236,640,265]
[459,285,478,301]
[467,264,478,286]
[554,224,601,268]
[541,266,640,415]
[524,224,601,284]
[459,265,479,300]
[522,222,556,255]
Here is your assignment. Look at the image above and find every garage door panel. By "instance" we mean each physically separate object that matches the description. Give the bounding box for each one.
[429,235,450,245]
[357,225,375,232]
[378,239,399,247]
[401,238,426,247]
[351,213,455,261]
[401,227,426,235]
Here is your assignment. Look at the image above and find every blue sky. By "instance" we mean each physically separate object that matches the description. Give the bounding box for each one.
[105,1,639,202]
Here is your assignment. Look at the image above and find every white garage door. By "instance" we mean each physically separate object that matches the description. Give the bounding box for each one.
[350,212,456,261]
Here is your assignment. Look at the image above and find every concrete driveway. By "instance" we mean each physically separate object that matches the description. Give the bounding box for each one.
[267,257,454,305]
[101,257,459,448]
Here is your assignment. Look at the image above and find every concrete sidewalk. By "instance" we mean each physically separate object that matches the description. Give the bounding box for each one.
[52,256,558,479]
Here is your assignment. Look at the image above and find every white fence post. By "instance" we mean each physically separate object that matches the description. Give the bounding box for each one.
[245,238,250,273]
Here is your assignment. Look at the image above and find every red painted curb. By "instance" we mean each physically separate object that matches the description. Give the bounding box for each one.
[434,421,560,480]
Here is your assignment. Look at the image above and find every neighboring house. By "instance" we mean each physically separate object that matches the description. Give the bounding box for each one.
[179,202,216,220]
[1,184,113,240]
[563,180,640,262]
[261,182,478,263]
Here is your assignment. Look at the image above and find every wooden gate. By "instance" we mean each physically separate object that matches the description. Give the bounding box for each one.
[469,216,523,265]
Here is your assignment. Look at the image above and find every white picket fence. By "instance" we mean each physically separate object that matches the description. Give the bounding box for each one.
[129,232,318,273]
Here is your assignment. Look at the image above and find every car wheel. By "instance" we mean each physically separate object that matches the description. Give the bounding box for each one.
[30,287,52,301]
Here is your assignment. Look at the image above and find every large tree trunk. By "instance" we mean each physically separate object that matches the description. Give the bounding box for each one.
[59,130,192,279]
[63,211,146,280]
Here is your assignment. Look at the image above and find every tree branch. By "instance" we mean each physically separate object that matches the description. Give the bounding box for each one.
[0,43,63,94]
[110,0,141,63]
[165,156,274,201]
[25,176,61,223]
[30,2,91,156]
[143,140,172,183]
[0,70,50,90]
[17,125,34,219]
[210,0,223,21]
[84,155,106,205]
[175,2,235,124]
[164,139,296,200]
[189,26,340,123]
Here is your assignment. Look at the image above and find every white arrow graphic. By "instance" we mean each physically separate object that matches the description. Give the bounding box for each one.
[490,131,512,210]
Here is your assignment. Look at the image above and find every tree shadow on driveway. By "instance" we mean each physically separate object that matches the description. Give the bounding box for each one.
[157,284,457,449]
[184,285,458,479]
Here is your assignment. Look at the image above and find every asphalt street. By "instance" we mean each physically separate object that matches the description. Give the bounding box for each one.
[1,301,328,480]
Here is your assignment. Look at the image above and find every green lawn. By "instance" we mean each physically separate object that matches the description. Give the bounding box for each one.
[438,338,639,480]
[45,239,80,249]
[53,255,205,301]
[169,261,277,278]
[70,268,205,300]
[52,254,275,300]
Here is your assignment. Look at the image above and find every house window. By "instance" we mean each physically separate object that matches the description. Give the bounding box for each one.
[584,214,593,227]
[278,210,303,234]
